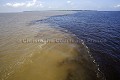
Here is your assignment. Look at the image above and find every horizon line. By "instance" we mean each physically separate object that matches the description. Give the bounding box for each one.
[0,10,120,13]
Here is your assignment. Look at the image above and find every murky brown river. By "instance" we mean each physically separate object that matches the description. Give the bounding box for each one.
[0,11,102,80]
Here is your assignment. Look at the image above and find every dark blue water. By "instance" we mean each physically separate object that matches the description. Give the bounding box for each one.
[34,11,120,80]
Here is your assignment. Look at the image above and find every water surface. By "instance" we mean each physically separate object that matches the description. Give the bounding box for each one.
[34,11,120,80]
[0,11,102,80]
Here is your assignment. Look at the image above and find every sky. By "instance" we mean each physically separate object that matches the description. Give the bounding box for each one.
[0,0,120,12]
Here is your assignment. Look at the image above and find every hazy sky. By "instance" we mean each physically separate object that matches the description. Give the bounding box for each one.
[0,0,120,12]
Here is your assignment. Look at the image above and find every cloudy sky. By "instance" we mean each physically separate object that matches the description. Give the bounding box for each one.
[0,0,120,12]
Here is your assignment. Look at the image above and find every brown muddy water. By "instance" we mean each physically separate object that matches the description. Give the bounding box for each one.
[0,11,103,80]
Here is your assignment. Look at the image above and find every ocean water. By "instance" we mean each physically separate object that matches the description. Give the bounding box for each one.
[0,11,103,80]
[33,11,120,80]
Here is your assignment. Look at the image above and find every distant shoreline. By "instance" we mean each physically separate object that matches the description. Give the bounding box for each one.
[1,10,120,13]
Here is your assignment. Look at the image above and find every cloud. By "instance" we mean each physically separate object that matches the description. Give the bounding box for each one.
[114,4,120,8]
[6,3,25,8]
[67,0,74,5]
[5,0,43,8]
[67,1,71,4]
